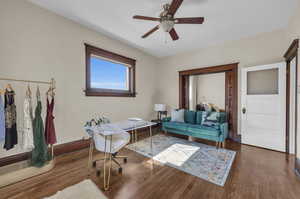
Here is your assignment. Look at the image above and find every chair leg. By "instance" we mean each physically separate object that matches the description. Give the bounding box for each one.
[112,158,121,168]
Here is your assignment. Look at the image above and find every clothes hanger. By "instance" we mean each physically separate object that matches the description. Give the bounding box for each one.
[5,83,14,92]
[26,83,32,97]
[46,85,55,98]
[37,85,41,99]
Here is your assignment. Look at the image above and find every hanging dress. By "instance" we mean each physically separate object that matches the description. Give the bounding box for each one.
[4,90,18,150]
[45,97,57,145]
[31,89,49,167]
[0,95,5,142]
[23,94,34,150]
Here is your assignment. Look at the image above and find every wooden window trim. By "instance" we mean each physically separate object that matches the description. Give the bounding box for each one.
[85,44,136,97]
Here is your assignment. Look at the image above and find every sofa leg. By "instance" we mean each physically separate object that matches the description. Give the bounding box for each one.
[222,141,226,148]
[188,136,195,142]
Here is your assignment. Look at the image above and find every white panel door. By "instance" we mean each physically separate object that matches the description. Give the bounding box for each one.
[241,63,286,152]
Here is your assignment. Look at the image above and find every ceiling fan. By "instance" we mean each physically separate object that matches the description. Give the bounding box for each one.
[133,0,204,41]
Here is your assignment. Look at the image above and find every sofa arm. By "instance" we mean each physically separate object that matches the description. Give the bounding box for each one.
[162,117,171,122]
[219,123,228,142]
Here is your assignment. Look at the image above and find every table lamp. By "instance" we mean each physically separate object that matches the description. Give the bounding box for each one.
[154,104,167,121]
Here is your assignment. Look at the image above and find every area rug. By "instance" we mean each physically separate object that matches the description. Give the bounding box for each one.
[44,179,107,199]
[126,134,236,186]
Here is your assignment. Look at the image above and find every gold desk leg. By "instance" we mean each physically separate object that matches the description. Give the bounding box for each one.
[150,125,154,169]
[103,135,113,191]
[135,128,138,142]
[51,145,54,160]
[150,126,153,155]
[87,138,94,175]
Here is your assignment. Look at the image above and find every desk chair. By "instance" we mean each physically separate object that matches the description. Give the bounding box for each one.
[88,125,130,190]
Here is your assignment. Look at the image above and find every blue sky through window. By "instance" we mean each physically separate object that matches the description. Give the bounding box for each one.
[90,56,128,90]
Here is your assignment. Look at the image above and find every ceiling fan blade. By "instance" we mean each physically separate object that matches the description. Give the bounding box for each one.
[175,17,204,24]
[169,28,179,41]
[142,25,160,38]
[133,15,160,21]
[168,0,184,16]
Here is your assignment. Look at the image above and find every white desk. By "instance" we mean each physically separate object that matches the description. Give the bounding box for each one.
[113,120,156,143]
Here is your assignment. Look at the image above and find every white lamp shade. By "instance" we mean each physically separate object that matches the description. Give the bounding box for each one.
[154,104,166,112]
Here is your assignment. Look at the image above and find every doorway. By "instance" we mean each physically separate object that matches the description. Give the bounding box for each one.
[284,39,299,175]
[179,63,239,142]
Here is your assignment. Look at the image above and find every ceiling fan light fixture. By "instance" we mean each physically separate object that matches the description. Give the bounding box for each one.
[160,20,174,32]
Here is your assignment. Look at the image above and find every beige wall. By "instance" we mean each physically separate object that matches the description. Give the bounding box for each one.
[157,30,288,134]
[197,73,225,109]
[0,0,158,157]
[189,73,225,110]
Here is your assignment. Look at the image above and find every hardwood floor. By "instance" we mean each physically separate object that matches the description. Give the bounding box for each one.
[1,132,300,199]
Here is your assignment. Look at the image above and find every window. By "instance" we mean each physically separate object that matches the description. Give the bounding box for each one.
[247,68,279,95]
[85,44,136,97]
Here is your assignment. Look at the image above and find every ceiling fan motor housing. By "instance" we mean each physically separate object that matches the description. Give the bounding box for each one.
[160,4,175,32]
[160,20,175,32]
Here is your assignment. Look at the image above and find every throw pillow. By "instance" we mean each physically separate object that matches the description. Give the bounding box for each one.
[184,110,196,124]
[171,109,185,123]
[203,103,212,113]
[207,112,220,121]
[201,111,208,124]
[210,104,220,112]
[202,112,220,129]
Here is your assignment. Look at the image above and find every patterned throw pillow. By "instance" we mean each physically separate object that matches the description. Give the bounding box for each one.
[207,112,220,121]
[202,112,220,128]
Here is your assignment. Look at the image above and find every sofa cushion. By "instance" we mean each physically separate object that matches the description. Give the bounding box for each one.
[184,110,196,124]
[186,123,220,131]
[187,124,220,137]
[163,122,190,131]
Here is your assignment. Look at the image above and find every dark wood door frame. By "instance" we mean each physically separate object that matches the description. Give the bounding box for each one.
[284,39,299,174]
[179,63,240,142]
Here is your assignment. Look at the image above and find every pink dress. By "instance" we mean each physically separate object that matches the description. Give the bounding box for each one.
[45,97,56,145]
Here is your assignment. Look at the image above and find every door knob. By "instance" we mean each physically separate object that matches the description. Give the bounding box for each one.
[242,107,246,114]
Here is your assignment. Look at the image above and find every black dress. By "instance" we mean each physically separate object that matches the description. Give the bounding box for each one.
[4,90,18,150]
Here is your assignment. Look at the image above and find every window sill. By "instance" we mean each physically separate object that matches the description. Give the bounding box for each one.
[85,90,136,97]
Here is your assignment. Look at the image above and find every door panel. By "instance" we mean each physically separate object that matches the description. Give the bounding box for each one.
[242,63,286,152]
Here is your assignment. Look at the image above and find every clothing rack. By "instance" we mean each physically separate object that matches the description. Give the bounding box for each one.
[0,77,55,89]
[0,77,56,188]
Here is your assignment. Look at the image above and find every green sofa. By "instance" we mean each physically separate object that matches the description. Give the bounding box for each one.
[162,110,228,147]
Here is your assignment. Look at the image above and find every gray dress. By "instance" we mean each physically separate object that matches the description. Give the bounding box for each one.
[0,96,5,142]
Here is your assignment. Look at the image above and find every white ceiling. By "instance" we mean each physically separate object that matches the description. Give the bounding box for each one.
[28,0,298,57]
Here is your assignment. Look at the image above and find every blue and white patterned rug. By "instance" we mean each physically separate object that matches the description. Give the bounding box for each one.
[126,134,236,186]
